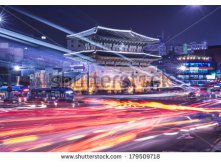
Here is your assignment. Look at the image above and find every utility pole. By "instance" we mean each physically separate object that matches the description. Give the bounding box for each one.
[8,67,12,86]
[87,63,90,94]
[61,69,64,88]
[6,64,12,100]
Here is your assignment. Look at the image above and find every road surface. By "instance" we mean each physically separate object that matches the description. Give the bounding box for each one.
[0,96,221,152]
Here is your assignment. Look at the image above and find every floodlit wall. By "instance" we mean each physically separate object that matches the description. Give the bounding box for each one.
[70,65,173,94]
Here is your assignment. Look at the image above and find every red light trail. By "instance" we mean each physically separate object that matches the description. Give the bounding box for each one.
[0,98,220,152]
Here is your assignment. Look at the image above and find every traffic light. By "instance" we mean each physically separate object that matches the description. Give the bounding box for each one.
[7,86,12,92]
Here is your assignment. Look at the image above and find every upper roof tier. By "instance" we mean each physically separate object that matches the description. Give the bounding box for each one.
[67,26,160,43]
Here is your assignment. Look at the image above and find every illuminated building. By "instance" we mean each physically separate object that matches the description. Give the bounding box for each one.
[0,28,76,87]
[66,26,169,94]
[153,41,208,56]
[187,41,208,54]
[194,45,221,81]
[177,55,216,85]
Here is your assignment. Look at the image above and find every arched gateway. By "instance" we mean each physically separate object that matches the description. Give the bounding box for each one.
[65,26,171,94]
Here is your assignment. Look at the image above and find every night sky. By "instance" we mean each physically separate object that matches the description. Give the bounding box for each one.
[1,5,221,47]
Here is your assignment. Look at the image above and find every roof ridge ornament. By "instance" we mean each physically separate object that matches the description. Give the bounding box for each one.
[96,25,133,33]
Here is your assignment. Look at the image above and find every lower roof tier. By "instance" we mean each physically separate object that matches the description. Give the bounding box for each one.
[65,50,161,63]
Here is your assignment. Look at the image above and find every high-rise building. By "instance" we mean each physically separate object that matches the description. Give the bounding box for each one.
[177,55,215,85]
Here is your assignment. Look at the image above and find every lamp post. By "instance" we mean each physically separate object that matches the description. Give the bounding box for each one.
[41,36,46,40]
[14,65,21,71]
[0,14,4,27]
[87,63,90,94]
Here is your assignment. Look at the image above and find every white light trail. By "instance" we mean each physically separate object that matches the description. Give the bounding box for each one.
[0,27,70,53]
[10,7,74,34]
[135,135,158,141]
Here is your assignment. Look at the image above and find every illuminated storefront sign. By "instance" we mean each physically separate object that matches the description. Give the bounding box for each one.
[206,73,216,80]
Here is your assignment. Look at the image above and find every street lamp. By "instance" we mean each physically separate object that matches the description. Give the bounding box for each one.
[0,12,5,26]
[14,65,21,71]
[178,65,187,71]
[0,16,3,27]
[41,36,46,40]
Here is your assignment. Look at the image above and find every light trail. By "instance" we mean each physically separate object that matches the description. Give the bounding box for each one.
[3,135,38,145]
[102,100,221,113]
[9,6,74,34]
[0,98,220,152]
[0,27,70,53]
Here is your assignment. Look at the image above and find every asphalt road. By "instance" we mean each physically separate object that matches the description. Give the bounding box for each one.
[0,96,221,152]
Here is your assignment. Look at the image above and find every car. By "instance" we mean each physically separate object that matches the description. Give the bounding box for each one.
[210,88,221,98]
[3,96,19,103]
[187,92,197,100]
[198,87,210,99]
[15,94,28,102]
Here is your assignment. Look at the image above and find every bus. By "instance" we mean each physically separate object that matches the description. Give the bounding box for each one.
[0,86,30,102]
[28,87,74,103]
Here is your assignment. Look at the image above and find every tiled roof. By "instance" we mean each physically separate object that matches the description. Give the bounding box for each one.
[65,50,161,60]
[67,26,159,43]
